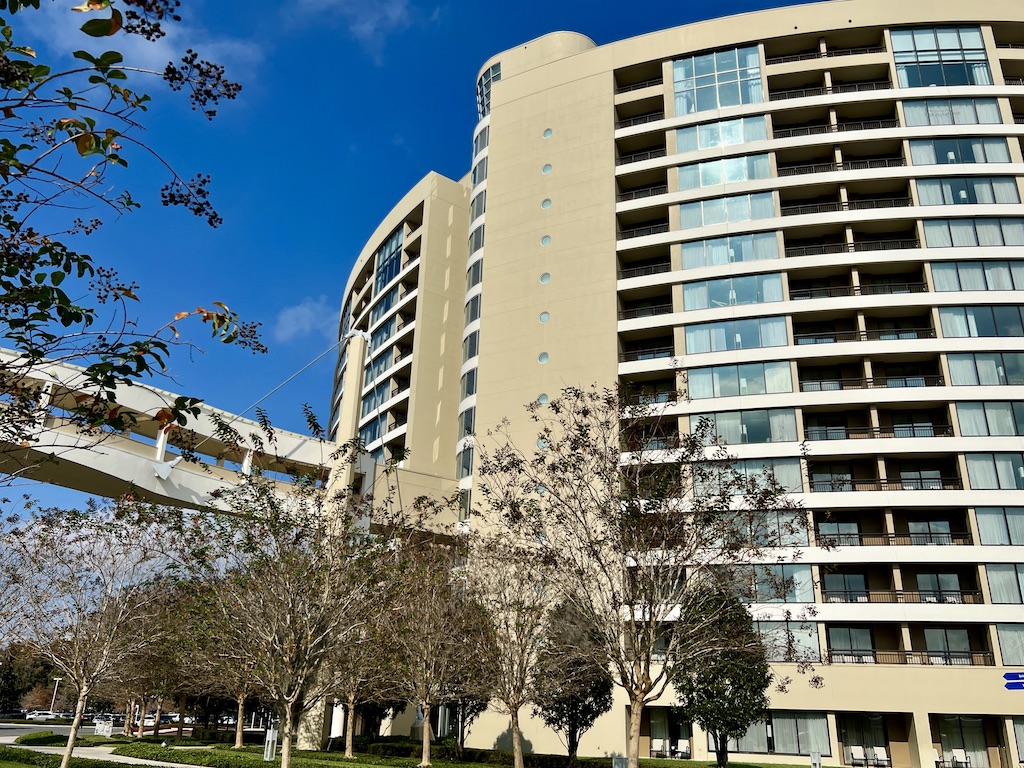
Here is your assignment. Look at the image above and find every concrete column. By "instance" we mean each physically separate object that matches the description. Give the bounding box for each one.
[907,712,935,768]
[155,428,168,462]
[297,699,330,751]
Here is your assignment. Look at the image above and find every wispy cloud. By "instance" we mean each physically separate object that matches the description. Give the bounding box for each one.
[273,296,336,344]
[292,0,419,57]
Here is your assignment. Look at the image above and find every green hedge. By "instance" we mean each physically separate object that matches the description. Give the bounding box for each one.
[0,745,126,768]
[11,732,119,748]
[112,742,322,768]
[189,728,264,746]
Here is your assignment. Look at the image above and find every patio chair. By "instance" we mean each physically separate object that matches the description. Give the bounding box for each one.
[850,746,868,766]
[673,740,690,759]
[951,749,971,768]
[934,749,945,768]
[872,746,892,768]
[650,738,667,759]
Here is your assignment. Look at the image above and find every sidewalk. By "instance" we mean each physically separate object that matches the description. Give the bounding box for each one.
[0,735,212,768]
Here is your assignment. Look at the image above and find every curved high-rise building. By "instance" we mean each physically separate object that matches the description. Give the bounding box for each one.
[330,1,1024,764]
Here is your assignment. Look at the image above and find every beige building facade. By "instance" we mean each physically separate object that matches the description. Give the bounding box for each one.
[328,2,1024,765]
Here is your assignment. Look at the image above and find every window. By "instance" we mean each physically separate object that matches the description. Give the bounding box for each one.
[683,273,783,310]
[684,315,787,354]
[363,348,393,387]
[948,352,1024,385]
[966,453,1024,489]
[472,125,489,156]
[957,402,1024,436]
[722,712,830,756]
[998,625,1024,665]
[987,564,1024,603]
[741,564,813,603]
[697,457,803,494]
[679,192,774,229]
[476,62,500,119]
[755,621,819,661]
[892,27,991,88]
[818,520,861,546]
[924,627,972,663]
[469,225,485,254]
[910,137,1010,165]
[458,407,475,440]
[460,368,478,400]
[470,190,487,220]
[456,446,474,479]
[673,45,763,114]
[939,306,1024,338]
[938,717,991,768]
[678,154,770,190]
[824,572,868,602]
[369,317,396,353]
[359,414,388,447]
[681,232,779,269]
[373,228,403,293]
[976,508,1024,545]
[466,259,483,291]
[676,115,768,153]
[471,156,488,185]
[360,382,390,418]
[903,98,1001,126]
[464,294,482,325]
[687,361,792,399]
[925,218,1024,247]
[693,408,797,444]
[917,177,1019,205]
[933,260,1024,291]
[370,286,399,325]
[462,331,479,363]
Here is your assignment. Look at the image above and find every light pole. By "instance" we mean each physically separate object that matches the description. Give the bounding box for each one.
[49,677,62,713]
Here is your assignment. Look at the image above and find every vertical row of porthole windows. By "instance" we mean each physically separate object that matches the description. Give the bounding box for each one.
[537,129,555,367]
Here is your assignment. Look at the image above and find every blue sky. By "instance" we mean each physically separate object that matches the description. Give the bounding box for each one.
[12,0,813,505]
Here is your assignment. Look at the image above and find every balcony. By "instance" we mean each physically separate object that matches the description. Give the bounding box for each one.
[809,477,963,492]
[773,118,899,139]
[789,281,926,300]
[765,45,887,65]
[793,327,935,344]
[619,303,673,320]
[1006,77,1024,86]
[618,262,671,280]
[615,111,665,129]
[805,425,954,440]
[620,345,674,363]
[615,77,663,94]
[799,375,944,392]
[617,184,669,203]
[827,650,994,666]
[777,157,906,178]
[616,148,667,166]
[769,80,892,101]
[822,589,982,604]
[781,197,912,217]
[785,239,920,257]
[618,222,670,240]
[815,531,972,546]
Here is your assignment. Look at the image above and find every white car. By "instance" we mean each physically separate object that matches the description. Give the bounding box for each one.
[25,711,58,721]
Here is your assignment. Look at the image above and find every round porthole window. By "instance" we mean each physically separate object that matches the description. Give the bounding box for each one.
[539,311,550,323]
[541,163,553,174]
[537,437,549,450]
[539,272,551,284]
[541,198,552,209]
[537,393,550,405]
[538,352,550,364]
[540,235,552,246]
[542,128,553,139]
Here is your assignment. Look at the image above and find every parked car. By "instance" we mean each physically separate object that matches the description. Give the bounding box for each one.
[25,711,58,721]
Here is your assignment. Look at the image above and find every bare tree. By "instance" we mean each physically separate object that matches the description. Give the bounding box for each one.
[476,385,804,768]
[2,502,179,768]
[466,535,552,768]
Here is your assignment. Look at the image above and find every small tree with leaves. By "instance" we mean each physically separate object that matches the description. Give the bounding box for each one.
[673,590,772,768]
[531,604,614,765]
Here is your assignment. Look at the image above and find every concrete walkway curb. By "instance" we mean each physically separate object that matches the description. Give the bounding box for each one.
[0,737,216,768]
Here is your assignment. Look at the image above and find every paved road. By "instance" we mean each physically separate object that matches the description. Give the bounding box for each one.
[0,725,206,768]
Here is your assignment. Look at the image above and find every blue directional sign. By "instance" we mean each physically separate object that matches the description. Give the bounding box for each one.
[1004,672,1024,690]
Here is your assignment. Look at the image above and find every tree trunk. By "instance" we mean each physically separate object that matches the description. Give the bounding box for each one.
[280,704,294,768]
[176,695,185,738]
[713,732,730,768]
[136,696,146,739]
[455,702,465,759]
[123,700,134,736]
[419,702,432,767]
[344,696,357,759]
[234,695,246,749]
[626,695,645,768]
[567,726,580,766]
[59,686,90,768]
[510,706,524,768]
[153,697,163,737]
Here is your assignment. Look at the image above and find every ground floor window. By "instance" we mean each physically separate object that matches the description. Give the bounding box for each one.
[647,708,691,758]
[838,713,887,765]
[1013,719,1024,762]
[714,711,830,756]
[938,716,989,768]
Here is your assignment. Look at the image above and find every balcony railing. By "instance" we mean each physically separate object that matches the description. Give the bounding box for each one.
[827,650,994,666]
[615,77,663,94]
[765,45,887,65]
[790,281,927,299]
[823,589,982,604]
[781,197,912,216]
[815,531,972,546]
[799,375,945,391]
[616,111,665,129]
[785,239,921,258]
[769,80,892,101]
[773,118,899,139]
[1006,77,1024,86]
[1016,115,1024,125]
[620,346,674,362]
[805,425,954,440]
[809,477,963,492]
[997,42,1024,49]
[619,303,673,320]
[618,262,672,279]
[617,184,669,202]
[616,148,667,166]
[794,327,935,344]
[618,222,670,240]
[777,156,906,177]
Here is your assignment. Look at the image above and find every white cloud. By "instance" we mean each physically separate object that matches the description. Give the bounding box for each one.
[273,296,337,344]
[293,0,413,51]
